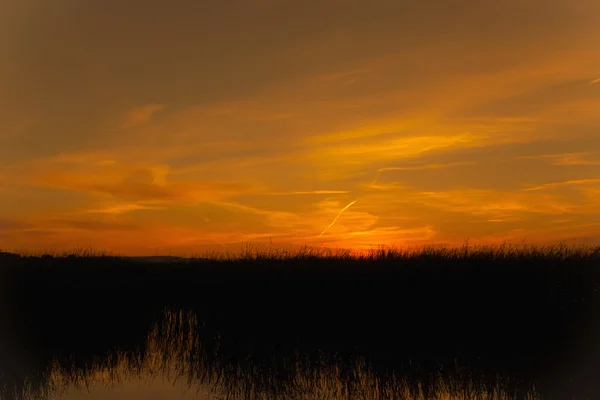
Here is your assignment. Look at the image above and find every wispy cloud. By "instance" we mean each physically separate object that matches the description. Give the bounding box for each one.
[346,226,435,241]
[0,218,34,232]
[519,152,600,166]
[50,218,138,231]
[263,190,350,195]
[306,131,489,172]
[590,78,600,84]
[27,158,259,203]
[117,104,167,130]
[523,179,600,191]
[377,162,475,172]
[371,162,475,183]
[309,67,372,82]
[382,187,582,219]
[83,202,165,215]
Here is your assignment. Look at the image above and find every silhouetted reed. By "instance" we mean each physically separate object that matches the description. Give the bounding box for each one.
[1,243,599,399]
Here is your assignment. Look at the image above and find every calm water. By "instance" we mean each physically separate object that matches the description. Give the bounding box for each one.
[2,310,546,400]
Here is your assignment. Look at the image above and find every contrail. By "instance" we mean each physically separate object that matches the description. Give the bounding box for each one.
[318,199,358,237]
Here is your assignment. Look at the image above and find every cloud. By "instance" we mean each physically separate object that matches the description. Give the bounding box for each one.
[305,131,490,174]
[117,104,166,129]
[28,158,259,203]
[206,201,306,229]
[371,162,475,183]
[411,189,576,217]
[590,78,600,84]
[523,179,600,191]
[309,67,373,82]
[83,202,165,215]
[519,152,600,166]
[30,164,170,199]
[0,218,34,232]
[345,226,436,242]
[49,218,138,231]
[263,190,350,195]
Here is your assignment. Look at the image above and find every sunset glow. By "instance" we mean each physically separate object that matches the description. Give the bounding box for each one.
[1,0,600,255]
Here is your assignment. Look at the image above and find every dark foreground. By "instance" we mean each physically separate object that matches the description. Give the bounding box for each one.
[1,244,600,400]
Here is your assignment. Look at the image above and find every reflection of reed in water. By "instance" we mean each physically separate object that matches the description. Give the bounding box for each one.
[10,310,539,400]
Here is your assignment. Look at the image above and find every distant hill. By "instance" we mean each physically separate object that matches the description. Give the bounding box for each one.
[0,252,20,259]
[121,256,193,263]
[0,252,210,263]
[0,255,216,264]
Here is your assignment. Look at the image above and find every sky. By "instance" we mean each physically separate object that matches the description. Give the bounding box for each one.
[1,0,600,256]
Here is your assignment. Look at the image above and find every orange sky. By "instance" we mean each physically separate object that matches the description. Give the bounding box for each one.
[1,0,600,256]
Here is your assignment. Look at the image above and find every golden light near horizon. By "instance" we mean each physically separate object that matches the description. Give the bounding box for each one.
[1,0,600,256]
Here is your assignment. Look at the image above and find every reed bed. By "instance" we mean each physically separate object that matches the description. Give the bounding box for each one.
[1,243,599,399]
